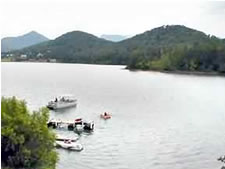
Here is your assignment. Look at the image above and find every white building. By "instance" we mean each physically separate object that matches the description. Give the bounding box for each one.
[36,53,44,57]
[20,54,27,58]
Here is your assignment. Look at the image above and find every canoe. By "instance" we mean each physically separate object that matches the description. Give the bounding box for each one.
[100,114,111,119]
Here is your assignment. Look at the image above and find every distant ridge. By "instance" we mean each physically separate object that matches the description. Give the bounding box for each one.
[4,25,225,73]
[1,31,49,52]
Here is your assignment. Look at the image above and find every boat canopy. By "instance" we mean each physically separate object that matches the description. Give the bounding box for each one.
[55,95,77,101]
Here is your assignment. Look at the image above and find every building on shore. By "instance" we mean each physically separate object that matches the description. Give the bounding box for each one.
[20,54,27,59]
[48,59,57,63]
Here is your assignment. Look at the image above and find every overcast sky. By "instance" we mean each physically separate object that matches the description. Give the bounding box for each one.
[1,0,225,39]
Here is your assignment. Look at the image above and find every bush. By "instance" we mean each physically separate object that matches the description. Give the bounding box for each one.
[1,97,58,169]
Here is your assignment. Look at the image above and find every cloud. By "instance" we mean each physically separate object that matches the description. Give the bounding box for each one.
[204,1,225,15]
[1,0,225,39]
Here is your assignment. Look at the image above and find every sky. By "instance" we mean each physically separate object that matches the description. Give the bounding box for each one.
[1,0,225,39]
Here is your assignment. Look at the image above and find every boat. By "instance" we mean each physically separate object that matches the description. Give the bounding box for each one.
[74,121,95,134]
[47,118,94,132]
[55,140,83,151]
[55,134,79,142]
[47,119,62,128]
[100,112,111,119]
[47,95,77,110]
[218,155,225,163]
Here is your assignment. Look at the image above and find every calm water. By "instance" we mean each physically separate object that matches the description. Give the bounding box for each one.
[2,62,225,169]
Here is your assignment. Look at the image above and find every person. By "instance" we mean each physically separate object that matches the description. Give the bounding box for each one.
[104,112,107,116]
[55,98,58,102]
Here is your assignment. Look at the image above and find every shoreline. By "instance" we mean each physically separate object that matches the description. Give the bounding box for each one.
[127,67,225,77]
[2,61,225,77]
[161,70,225,77]
[1,61,126,67]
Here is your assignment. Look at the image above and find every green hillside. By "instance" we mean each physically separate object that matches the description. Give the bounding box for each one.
[7,25,225,73]
[15,31,128,64]
[122,25,225,72]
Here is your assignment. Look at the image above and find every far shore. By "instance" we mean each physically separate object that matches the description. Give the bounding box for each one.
[127,67,225,77]
[162,70,225,77]
[2,60,225,77]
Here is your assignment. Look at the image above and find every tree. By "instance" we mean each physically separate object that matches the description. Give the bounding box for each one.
[1,97,58,169]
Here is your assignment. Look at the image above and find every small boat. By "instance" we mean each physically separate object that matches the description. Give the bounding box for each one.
[47,119,71,129]
[218,155,225,163]
[55,134,79,142]
[83,121,95,131]
[74,121,95,134]
[47,118,94,133]
[55,140,83,151]
[47,95,77,110]
[100,112,111,119]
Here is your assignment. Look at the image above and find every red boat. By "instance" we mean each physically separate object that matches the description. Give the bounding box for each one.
[100,112,111,119]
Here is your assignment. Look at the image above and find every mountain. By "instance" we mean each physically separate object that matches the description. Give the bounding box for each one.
[1,31,49,52]
[119,25,217,49]
[6,25,225,73]
[122,25,225,72]
[15,31,127,64]
[100,34,128,42]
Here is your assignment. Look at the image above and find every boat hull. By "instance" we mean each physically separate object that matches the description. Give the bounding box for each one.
[100,114,111,119]
[47,101,77,110]
[55,141,83,151]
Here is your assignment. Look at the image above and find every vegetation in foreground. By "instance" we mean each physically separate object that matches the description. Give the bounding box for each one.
[1,97,58,169]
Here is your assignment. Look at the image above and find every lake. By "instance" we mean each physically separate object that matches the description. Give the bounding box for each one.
[1,62,225,169]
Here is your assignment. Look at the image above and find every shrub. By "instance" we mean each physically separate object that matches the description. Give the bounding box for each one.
[1,97,58,169]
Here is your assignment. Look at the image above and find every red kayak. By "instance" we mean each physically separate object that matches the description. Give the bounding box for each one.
[100,113,111,119]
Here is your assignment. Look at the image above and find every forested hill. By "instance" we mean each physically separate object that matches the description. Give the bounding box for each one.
[122,25,225,73]
[119,25,214,49]
[7,25,225,73]
[16,31,129,64]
